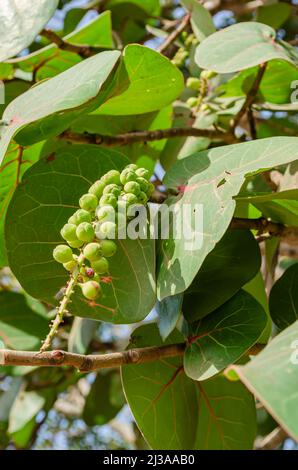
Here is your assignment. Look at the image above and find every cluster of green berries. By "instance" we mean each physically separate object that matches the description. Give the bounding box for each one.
[52,164,154,301]
[172,33,198,68]
[185,70,216,109]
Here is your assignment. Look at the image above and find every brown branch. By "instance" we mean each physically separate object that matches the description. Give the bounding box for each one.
[157,13,191,54]
[0,342,263,372]
[255,427,288,450]
[231,63,267,132]
[40,29,103,58]
[230,217,298,243]
[59,127,234,146]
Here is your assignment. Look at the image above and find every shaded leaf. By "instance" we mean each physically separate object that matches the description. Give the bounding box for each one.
[68,318,97,354]
[0,292,48,350]
[157,294,183,341]
[233,320,298,441]
[181,1,215,41]
[183,230,261,322]
[269,264,298,330]
[184,290,267,381]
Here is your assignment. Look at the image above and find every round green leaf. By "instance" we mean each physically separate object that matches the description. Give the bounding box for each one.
[269,264,298,330]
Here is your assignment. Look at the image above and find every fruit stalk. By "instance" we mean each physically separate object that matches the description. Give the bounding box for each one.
[40,252,85,352]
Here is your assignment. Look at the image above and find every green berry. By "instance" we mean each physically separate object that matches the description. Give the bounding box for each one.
[103,184,121,198]
[125,164,138,171]
[124,181,141,196]
[186,77,200,91]
[136,177,149,193]
[102,170,121,186]
[121,193,138,206]
[81,281,102,300]
[186,97,198,108]
[73,209,92,225]
[61,223,78,242]
[68,239,84,249]
[68,215,77,225]
[53,245,73,264]
[120,169,137,185]
[96,205,116,223]
[135,168,150,180]
[63,260,77,272]
[91,257,109,274]
[138,191,148,204]
[100,240,117,258]
[117,200,128,212]
[99,221,117,239]
[201,69,216,80]
[99,194,117,208]
[146,182,155,197]
[76,222,95,243]
[83,242,102,262]
[79,194,98,212]
[89,180,106,198]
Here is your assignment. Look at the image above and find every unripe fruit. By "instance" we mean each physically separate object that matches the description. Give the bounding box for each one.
[121,193,138,206]
[63,260,77,272]
[124,181,141,196]
[103,184,121,198]
[99,194,117,208]
[61,223,78,242]
[146,182,155,197]
[135,168,150,180]
[126,164,138,171]
[68,215,77,225]
[186,77,200,91]
[96,205,116,223]
[68,239,84,249]
[117,200,128,212]
[186,97,198,108]
[89,180,106,198]
[99,221,117,239]
[102,170,121,186]
[79,194,98,212]
[120,169,136,185]
[83,243,102,262]
[136,177,149,193]
[53,245,73,264]
[100,240,117,258]
[81,281,102,300]
[91,257,109,274]
[200,69,216,80]
[139,191,148,204]
[76,222,95,243]
[72,209,92,225]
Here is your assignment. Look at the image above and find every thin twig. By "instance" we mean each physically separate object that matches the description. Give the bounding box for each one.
[230,217,298,243]
[59,127,235,146]
[0,343,263,372]
[231,63,267,132]
[255,427,288,450]
[40,29,103,58]
[157,14,191,54]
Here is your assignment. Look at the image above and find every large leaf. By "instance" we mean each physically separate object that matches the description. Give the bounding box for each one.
[184,290,267,381]
[0,0,58,62]
[0,142,43,267]
[96,44,184,115]
[158,137,298,300]
[235,190,298,226]
[233,321,298,441]
[195,22,298,73]
[0,292,48,350]
[5,146,156,324]
[256,3,291,29]
[121,323,256,449]
[83,371,125,425]
[183,230,261,322]
[181,1,215,41]
[8,12,114,81]
[269,264,298,330]
[0,50,121,164]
